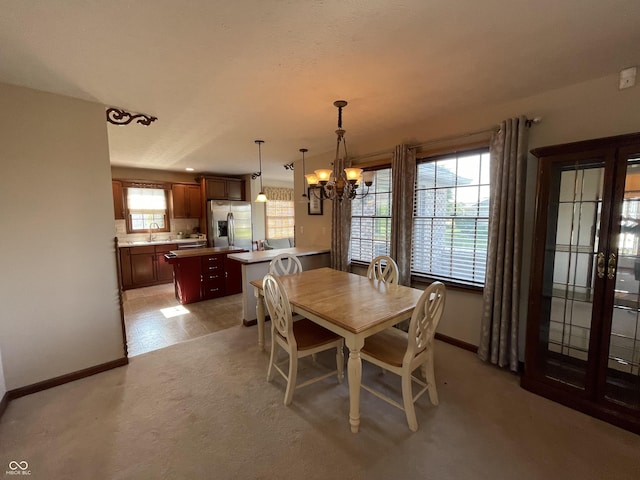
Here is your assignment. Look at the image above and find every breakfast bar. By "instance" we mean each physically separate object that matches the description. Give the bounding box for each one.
[226,246,330,328]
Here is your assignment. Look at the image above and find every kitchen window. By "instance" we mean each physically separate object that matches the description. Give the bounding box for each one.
[125,186,170,233]
[411,148,490,286]
[266,199,294,239]
[350,167,392,263]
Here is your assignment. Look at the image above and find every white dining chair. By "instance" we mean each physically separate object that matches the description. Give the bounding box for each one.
[367,255,399,285]
[262,273,344,406]
[360,281,446,431]
[269,253,303,276]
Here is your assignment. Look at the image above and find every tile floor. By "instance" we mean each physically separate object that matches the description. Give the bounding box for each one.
[123,283,243,356]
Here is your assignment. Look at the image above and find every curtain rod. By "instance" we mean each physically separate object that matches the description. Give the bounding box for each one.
[350,117,541,162]
[410,116,541,150]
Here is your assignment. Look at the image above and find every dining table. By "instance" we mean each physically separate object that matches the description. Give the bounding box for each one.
[250,267,425,433]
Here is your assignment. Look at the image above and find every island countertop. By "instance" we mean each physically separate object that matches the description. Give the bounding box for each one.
[164,246,247,260]
[227,246,330,264]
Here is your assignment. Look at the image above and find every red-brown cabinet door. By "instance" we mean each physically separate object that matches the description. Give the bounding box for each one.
[225,258,242,295]
[131,247,156,285]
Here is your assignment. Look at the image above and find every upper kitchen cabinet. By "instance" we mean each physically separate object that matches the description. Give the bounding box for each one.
[204,176,245,201]
[112,180,125,219]
[171,183,202,219]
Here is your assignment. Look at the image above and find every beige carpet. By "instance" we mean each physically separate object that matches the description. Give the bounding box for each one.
[1,325,639,480]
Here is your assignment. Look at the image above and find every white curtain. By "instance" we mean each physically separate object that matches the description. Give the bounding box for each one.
[478,116,529,372]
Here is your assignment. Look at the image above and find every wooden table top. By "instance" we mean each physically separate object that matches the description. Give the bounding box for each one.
[251,267,424,334]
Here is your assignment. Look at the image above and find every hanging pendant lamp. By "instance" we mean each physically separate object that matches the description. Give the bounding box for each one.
[299,148,310,203]
[254,140,267,203]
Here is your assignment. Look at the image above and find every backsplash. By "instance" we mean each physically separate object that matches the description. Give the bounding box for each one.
[115,219,204,243]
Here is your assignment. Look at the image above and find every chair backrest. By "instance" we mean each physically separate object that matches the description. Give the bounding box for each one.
[367,255,399,285]
[262,273,295,346]
[404,281,446,365]
[269,253,303,276]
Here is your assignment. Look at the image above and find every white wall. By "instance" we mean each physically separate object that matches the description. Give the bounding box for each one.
[294,72,640,349]
[0,347,6,400]
[0,83,124,390]
[294,152,333,248]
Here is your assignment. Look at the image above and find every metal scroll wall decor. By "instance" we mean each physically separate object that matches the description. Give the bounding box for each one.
[106,107,157,126]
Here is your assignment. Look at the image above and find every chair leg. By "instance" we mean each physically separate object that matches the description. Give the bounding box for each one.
[402,371,418,432]
[336,342,344,383]
[284,352,298,406]
[267,337,278,382]
[423,353,439,405]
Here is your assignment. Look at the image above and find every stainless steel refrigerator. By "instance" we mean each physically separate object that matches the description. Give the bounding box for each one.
[208,200,253,250]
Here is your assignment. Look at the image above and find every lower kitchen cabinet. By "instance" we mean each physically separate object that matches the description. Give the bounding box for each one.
[201,253,226,300]
[164,248,245,304]
[120,244,178,290]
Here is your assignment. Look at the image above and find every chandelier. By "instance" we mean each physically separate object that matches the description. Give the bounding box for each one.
[304,100,373,201]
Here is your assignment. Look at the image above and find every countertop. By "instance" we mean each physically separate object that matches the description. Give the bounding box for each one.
[164,246,247,259]
[117,238,206,248]
[226,246,330,264]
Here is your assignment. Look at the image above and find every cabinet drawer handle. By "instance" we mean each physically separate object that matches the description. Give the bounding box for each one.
[596,252,605,279]
[208,288,219,292]
[209,266,218,270]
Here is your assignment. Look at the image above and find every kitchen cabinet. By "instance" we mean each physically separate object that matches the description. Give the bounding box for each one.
[155,244,177,282]
[523,132,640,434]
[201,253,226,300]
[171,183,202,219]
[112,180,125,219]
[204,176,244,201]
[164,247,245,304]
[120,243,178,290]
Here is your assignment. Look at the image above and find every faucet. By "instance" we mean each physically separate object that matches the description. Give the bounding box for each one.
[148,222,160,242]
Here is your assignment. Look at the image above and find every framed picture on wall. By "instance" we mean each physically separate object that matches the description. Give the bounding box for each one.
[308,187,323,215]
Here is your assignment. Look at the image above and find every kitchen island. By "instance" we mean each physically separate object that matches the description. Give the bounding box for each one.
[164,246,247,304]
[227,247,330,325]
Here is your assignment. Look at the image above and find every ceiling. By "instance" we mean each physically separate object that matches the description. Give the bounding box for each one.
[1,1,639,183]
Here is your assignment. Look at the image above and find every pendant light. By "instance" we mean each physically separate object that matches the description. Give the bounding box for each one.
[299,148,309,203]
[254,139,267,203]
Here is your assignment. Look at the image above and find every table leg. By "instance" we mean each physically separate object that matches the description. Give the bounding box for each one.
[346,337,364,433]
[255,289,265,350]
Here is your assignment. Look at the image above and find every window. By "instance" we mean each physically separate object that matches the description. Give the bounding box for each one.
[125,186,170,233]
[412,148,490,286]
[351,167,392,263]
[266,199,294,239]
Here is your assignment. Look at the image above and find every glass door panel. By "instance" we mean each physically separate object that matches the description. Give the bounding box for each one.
[541,164,604,389]
[606,157,640,409]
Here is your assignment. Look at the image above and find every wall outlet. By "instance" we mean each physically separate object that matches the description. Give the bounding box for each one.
[619,66,636,90]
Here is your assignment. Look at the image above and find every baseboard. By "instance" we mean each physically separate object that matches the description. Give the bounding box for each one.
[0,391,9,419]
[435,333,478,353]
[7,357,128,401]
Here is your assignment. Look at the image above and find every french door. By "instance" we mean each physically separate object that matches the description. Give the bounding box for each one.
[524,133,640,434]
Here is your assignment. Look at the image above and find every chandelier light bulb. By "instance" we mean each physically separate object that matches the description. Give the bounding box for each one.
[314,169,333,184]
